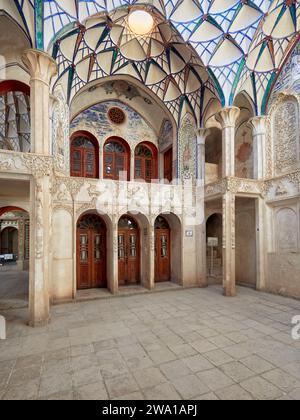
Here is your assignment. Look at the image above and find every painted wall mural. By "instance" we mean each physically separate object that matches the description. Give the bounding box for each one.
[178,113,196,181]
[159,119,173,151]
[52,88,70,175]
[235,123,253,179]
[70,100,157,148]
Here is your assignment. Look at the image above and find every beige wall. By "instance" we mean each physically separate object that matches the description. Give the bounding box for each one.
[235,198,257,287]
[267,253,300,299]
[51,209,73,301]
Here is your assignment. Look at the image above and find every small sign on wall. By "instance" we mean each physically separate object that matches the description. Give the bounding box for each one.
[185,230,193,237]
[207,237,218,247]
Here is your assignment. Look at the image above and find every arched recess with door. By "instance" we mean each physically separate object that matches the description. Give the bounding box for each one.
[206,213,223,281]
[70,131,99,179]
[134,142,158,182]
[103,137,130,181]
[155,216,171,282]
[76,213,107,290]
[118,215,140,286]
[154,213,182,285]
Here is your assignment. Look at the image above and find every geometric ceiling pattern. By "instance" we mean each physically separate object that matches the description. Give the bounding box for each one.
[5,0,300,115]
[51,6,217,123]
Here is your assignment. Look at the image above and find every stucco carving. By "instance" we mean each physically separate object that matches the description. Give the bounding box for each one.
[273,98,299,175]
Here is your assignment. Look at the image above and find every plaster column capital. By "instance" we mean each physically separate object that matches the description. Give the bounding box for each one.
[196,128,211,145]
[215,106,240,129]
[248,116,267,136]
[22,49,57,86]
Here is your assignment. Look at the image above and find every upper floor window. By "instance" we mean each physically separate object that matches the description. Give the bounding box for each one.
[134,142,157,182]
[103,137,130,181]
[70,132,99,179]
[0,81,30,153]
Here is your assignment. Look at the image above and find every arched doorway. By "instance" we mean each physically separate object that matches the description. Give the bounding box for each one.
[134,142,158,182]
[77,214,107,289]
[155,216,171,282]
[70,131,99,178]
[103,137,130,181]
[118,215,140,285]
[0,227,18,255]
[0,206,29,310]
[206,213,222,280]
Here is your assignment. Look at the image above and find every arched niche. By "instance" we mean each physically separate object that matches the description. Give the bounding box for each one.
[233,92,255,179]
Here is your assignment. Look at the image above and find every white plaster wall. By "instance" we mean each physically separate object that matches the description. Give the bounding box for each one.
[235,201,257,287]
[267,253,300,299]
[51,209,73,301]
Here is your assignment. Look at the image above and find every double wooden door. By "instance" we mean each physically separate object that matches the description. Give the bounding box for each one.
[155,217,171,282]
[77,215,106,289]
[118,217,140,285]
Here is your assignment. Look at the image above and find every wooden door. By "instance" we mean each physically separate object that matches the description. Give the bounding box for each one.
[164,148,173,182]
[118,217,140,285]
[155,217,171,282]
[77,215,106,289]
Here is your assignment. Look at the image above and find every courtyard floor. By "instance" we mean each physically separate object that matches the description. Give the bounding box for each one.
[1,285,300,400]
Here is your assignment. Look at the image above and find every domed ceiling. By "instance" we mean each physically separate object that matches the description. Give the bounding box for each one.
[51,6,217,123]
[3,0,300,115]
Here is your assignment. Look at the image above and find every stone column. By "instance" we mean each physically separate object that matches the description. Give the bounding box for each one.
[215,107,240,178]
[248,116,267,179]
[22,49,57,154]
[109,220,119,294]
[222,192,236,297]
[148,226,155,290]
[256,197,267,291]
[17,217,25,271]
[130,150,135,182]
[29,175,52,326]
[22,50,57,326]
[196,128,211,184]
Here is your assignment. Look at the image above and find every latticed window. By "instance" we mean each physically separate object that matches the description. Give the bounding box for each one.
[103,138,129,180]
[0,85,30,152]
[134,143,156,182]
[71,134,99,179]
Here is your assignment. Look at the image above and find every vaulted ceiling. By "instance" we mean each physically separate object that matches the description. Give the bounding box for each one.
[2,0,300,117]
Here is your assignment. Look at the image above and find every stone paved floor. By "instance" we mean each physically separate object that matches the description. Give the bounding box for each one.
[0,266,28,310]
[1,285,300,400]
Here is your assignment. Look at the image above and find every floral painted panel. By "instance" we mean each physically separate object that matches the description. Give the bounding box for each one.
[235,122,253,179]
[70,100,157,148]
[178,113,196,181]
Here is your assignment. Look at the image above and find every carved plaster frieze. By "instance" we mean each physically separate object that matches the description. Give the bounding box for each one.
[23,155,53,177]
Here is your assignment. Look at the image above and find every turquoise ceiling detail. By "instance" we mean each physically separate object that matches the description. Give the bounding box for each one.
[8,1,300,115]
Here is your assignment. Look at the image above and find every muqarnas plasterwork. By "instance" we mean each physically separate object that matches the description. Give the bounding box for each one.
[269,42,300,105]
[71,100,157,147]
[178,113,196,181]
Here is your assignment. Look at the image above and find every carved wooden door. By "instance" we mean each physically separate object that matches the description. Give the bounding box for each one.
[77,215,106,289]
